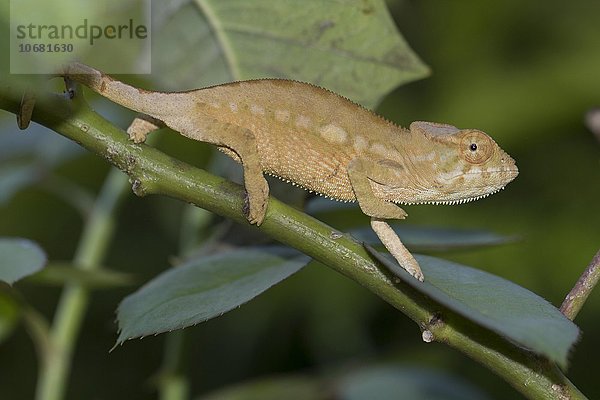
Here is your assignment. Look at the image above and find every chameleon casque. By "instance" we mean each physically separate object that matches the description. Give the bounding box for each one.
[62,63,519,281]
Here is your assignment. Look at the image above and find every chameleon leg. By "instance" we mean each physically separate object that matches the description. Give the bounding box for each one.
[371,218,424,282]
[130,114,268,225]
[348,158,424,281]
[217,126,268,225]
[176,121,269,226]
[347,158,407,220]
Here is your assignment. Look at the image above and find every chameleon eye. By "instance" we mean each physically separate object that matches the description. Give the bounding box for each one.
[460,131,493,164]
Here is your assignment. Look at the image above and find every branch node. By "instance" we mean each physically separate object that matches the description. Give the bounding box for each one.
[421,312,444,343]
[551,383,569,400]
[130,178,146,197]
[422,330,434,343]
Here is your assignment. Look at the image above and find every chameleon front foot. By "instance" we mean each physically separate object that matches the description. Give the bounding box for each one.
[370,218,424,281]
[127,116,161,143]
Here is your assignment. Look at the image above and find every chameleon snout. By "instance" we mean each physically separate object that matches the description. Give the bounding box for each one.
[499,151,519,181]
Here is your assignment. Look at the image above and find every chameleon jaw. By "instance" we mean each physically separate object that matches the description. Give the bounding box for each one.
[396,186,506,206]
[406,164,518,206]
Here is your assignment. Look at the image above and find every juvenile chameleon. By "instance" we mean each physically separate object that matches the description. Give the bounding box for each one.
[62,63,519,281]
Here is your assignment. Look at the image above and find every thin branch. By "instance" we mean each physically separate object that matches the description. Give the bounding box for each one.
[159,330,190,400]
[0,82,587,400]
[35,167,131,400]
[560,249,600,320]
[584,108,600,143]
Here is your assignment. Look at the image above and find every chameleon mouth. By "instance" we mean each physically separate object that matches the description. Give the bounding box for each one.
[456,166,519,180]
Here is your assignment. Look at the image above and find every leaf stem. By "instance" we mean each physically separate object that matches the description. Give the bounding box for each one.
[0,81,587,400]
[560,249,600,320]
[35,166,131,400]
[159,330,190,400]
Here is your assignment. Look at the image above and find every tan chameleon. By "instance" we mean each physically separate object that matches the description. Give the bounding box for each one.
[61,63,518,281]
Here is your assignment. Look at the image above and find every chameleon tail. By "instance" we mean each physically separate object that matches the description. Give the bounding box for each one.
[62,62,189,120]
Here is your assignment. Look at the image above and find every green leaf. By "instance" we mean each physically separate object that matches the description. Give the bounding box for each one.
[353,224,516,252]
[336,365,490,400]
[197,375,322,400]
[116,247,310,343]
[0,124,83,165]
[0,129,84,205]
[305,196,360,214]
[197,365,489,400]
[368,248,579,369]
[0,164,40,204]
[0,288,20,343]
[0,238,47,284]
[151,0,429,107]
[24,263,135,289]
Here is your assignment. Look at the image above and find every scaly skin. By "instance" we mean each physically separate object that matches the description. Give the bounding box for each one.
[62,63,519,281]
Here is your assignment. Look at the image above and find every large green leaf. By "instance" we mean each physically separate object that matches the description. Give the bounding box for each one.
[335,365,490,400]
[0,121,84,165]
[116,247,310,343]
[306,198,515,251]
[0,164,39,204]
[197,375,323,400]
[0,124,85,205]
[151,0,429,107]
[0,238,46,285]
[197,365,488,400]
[353,224,515,252]
[368,248,579,369]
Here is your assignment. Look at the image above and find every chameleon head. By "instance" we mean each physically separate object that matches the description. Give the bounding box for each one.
[386,121,519,205]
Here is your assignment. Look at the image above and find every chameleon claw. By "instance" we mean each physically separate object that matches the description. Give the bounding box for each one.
[243,191,267,226]
[403,257,425,282]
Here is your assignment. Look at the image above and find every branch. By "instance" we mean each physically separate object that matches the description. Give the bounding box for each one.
[560,249,600,320]
[0,82,586,400]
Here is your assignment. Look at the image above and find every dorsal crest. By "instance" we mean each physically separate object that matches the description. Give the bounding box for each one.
[410,121,460,137]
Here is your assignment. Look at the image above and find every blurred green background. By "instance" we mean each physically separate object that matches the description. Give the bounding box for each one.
[1,0,599,399]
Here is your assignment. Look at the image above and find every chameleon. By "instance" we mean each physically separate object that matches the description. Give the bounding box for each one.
[60,63,519,281]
